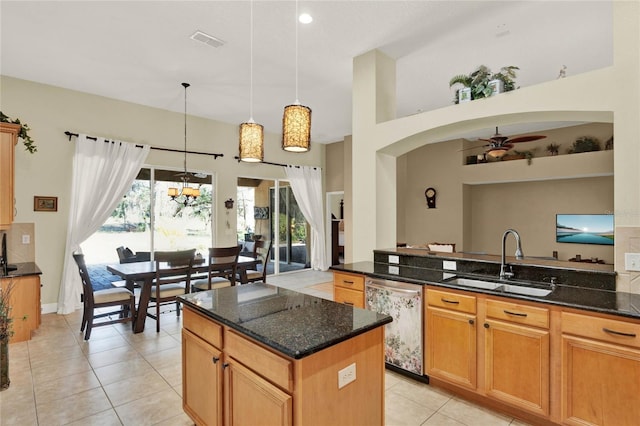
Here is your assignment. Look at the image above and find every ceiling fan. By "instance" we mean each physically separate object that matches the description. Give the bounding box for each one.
[470,126,547,158]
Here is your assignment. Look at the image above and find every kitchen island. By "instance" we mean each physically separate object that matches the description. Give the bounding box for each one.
[178,283,392,426]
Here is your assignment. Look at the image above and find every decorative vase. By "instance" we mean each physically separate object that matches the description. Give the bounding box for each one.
[0,339,9,390]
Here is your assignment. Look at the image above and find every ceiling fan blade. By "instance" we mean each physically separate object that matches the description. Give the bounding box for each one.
[506,135,547,144]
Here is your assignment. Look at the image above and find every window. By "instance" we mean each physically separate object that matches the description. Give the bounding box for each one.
[81,167,213,265]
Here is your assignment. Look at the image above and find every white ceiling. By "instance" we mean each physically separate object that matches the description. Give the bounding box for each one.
[0,1,613,145]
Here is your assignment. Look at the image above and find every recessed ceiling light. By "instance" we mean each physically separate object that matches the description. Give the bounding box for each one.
[299,13,313,24]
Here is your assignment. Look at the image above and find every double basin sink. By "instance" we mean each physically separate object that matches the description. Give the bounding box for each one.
[444,277,553,297]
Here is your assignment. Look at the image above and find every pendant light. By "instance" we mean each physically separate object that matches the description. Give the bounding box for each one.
[238,0,264,162]
[282,0,311,152]
[168,82,200,206]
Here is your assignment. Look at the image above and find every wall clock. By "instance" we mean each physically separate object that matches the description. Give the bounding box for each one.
[425,187,436,208]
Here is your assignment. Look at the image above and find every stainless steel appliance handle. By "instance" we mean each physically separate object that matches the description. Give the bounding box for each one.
[365,282,421,295]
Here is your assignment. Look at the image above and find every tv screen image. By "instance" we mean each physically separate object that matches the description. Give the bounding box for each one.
[556,214,614,245]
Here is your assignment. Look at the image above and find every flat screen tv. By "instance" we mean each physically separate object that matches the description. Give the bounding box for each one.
[556,214,614,245]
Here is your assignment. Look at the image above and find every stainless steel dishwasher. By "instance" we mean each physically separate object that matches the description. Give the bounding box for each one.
[364,278,423,376]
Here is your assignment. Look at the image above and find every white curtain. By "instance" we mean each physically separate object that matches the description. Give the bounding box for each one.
[283,166,329,271]
[57,135,150,314]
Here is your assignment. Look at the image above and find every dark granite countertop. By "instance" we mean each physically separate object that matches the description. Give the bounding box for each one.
[332,262,640,320]
[0,262,42,278]
[178,283,392,359]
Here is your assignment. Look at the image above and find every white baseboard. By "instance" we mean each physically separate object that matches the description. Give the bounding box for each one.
[42,303,59,314]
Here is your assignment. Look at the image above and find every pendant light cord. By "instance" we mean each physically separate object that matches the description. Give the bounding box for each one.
[294,0,299,103]
[249,0,254,121]
[182,82,190,178]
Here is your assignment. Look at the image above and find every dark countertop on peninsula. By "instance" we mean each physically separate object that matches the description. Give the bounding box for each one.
[178,283,392,359]
[0,262,42,278]
[332,261,640,320]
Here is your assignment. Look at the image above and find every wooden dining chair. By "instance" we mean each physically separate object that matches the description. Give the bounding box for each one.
[73,253,135,340]
[147,249,195,332]
[239,240,272,284]
[192,245,242,291]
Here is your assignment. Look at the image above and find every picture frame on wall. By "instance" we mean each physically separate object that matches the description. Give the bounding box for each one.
[254,206,269,219]
[34,196,58,212]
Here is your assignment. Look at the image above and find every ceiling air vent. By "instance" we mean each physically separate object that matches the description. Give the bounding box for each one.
[190,30,225,48]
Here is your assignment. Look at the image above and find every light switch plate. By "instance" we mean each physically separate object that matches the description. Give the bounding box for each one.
[22,234,30,244]
[625,253,640,271]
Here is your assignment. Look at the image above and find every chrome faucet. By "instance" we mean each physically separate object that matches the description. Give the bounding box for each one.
[500,229,524,280]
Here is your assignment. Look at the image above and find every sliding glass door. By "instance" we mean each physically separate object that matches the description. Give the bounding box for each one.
[236,178,309,276]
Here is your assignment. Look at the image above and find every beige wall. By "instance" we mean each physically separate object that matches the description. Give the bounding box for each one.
[351,2,640,293]
[1,76,323,310]
[469,177,614,262]
[325,141,344,193]
[398,122,615,262]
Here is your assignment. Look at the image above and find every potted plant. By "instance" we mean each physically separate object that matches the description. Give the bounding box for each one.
[568,136,601,154]
[546,142,560,156]
[449,65,519,104]
[0,112,37,153]
[0,282,14,390]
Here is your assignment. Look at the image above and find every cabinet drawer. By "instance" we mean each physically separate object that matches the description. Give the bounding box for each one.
[183,307,223,349]
[334,286,364,308]
[333,272,365,291]
[486,299,549,329]
[225,329,293,393]
[427,289,476,314]
[562,312,640,349]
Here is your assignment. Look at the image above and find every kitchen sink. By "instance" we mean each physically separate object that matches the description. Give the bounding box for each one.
[446,277,503,291]
[444,277,553,297]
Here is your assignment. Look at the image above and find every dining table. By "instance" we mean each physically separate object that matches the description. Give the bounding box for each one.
[106,255,261,333]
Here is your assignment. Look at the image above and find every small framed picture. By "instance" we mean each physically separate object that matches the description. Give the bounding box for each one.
[254,206,269,220]
[34,196,58,212]
[458,87,471,103]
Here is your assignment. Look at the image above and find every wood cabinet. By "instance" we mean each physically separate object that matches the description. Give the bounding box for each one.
[0,123,19,230]
[426,289,550,418]
[1,274,41,343]
[426,288,477,389]
[182,305,385,426]
[333,271,365,308]
[484,299,550,416]
[561,311,640,426]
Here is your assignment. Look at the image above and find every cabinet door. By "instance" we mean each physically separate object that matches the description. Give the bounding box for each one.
[426,306,477,389]
[562,335,640,426]
[182,328,223,426]
[0,123,18,229]
[1,275,40,343]
[484,319,549,416]
[226,358,292,426]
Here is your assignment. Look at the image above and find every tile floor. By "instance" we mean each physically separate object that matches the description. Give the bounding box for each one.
[1,270,530,426]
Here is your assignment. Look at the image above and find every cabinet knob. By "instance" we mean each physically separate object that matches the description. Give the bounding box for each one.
[212,356,220,364]
[468,319,474,325]
[484,323,490,329]
[223,362,229,369]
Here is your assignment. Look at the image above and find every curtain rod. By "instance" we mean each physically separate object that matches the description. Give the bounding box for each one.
[232,156,317,170]
[64,131,223,159]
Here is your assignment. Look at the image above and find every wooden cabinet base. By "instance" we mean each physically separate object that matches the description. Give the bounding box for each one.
[1,275,41,343]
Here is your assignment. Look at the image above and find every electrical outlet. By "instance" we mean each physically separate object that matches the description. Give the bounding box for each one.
[625,253,640,271]
[338,363,356,389]
[443,260,456,271]
[22,234,30,244]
